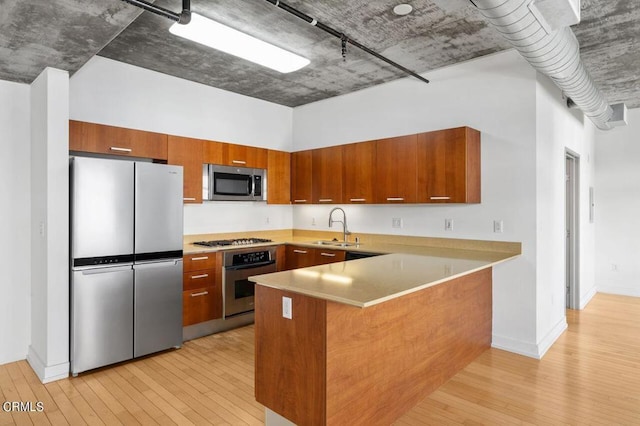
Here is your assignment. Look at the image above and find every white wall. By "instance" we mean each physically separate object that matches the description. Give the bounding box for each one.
[0,80,31,366]
[70,56,294,235]
[292,50,543,356]
[28,68,70,382]
[595,108,640,296]
[534,73,596,353]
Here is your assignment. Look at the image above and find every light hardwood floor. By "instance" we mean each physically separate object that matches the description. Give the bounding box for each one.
[1,293,639,425]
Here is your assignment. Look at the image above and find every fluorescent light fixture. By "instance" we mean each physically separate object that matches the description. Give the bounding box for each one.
[169,13,310,73]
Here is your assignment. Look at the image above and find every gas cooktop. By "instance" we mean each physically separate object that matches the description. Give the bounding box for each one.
[192,238,273,247]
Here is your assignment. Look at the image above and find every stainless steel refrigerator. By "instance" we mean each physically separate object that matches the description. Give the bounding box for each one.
[70,157,183,375]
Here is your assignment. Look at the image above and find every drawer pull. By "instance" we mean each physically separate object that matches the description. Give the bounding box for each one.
[320,253,336,257]
[350,198,366,202]
[110,146,132,153]
[191,256,209,261]
[232,160,247,165]
[318,199,333,202]
[190,291,209,297]
[430,196,451,200]
[191,274,209,279]
[293,250,308,254]
[183,197,196,201]
[293,199,307,203]
[386,197,404,201]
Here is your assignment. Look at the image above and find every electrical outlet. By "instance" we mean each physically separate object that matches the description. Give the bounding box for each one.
[445,218,453,231]
[493,220,504,233]
[392,218,402,228]
[611,264,618,272]
[266,216,270,224]
[311,217,316,226]
[282,297,292,319]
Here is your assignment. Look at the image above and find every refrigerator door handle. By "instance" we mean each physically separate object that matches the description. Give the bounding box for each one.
[134,259,182,269]
[80,265,133,275]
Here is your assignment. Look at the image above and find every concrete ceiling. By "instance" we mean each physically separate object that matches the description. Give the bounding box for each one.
[1,0,638,108]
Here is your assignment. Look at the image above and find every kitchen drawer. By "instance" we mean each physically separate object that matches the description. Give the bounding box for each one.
[184,253,217,272]
[183,270,216,291]
[314,248,346,265]
[183,285,222,326]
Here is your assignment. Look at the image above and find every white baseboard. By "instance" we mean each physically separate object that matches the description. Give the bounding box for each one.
[597,286,640,297]
[579,286,598,309]
[492,317,567,360]
[27,346,69,384]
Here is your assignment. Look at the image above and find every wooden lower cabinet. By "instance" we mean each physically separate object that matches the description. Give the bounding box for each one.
[284,245,346,270]
[183,253,222,326]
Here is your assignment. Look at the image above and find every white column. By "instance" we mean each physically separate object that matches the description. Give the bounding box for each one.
[28,67,70,383]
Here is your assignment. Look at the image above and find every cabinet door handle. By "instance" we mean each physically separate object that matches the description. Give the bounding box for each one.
[350,198,366,202]
[430,196,451,200]
[190,274,209,279]
[191,256,209,261]
[386,197,404,201]
[318,199,333,203]
[293,250,308,254]
[293,199,307,203]
[232,160,247,165]
[320,253,336,257]
[190,291,209,297]
[183,197,196,201]
[110,146,132,153]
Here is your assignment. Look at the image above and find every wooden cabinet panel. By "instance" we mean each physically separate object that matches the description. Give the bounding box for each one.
[183,270,216,291]
[285,245,316,270]
[314,248,346,265]
[267,150,291,204]
[69,120,167,160]
[374,135,418,203]
[168,135,203,204]
[202,140,224,164]
[291,150,313,204]
[223,144,268,168]
[343,141,375,204]
[312,146,344,204]
[184,253,217,272]
[183,285,222,326]
[417,127,481,204]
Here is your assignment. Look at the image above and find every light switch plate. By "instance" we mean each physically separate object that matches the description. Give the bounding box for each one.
[445,218,453,231]
[392,218,402,228]
[493,220,504,233]
[282,297,292,319]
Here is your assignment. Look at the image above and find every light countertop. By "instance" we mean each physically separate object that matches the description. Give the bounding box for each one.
[248,249,517,308]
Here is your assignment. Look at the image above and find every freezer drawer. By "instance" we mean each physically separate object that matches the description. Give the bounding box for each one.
[71,266,134,375]
[134,260,183,357]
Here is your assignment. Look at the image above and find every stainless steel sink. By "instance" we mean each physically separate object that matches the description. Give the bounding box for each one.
[313,240,357,247]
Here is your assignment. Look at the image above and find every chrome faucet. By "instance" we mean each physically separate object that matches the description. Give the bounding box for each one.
[328,207,351,243]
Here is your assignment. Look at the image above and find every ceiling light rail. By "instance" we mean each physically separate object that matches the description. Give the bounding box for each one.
[121,0,192,24]
[263,0,430,84]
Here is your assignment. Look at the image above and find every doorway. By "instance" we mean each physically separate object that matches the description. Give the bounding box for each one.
[565,152,580,309]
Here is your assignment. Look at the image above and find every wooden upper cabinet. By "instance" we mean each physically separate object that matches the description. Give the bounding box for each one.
[223,143,268,169]
[267,150,291,204]
[374,135,418,203]
[167,135,204,204]
[202,140,224,164]
[343,141,375,204]
[291,150,313,204]
[312,146,343,204]
[417,127,481,204]
[69,120,168,160]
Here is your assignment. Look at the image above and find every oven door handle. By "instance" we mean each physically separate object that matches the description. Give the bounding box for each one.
[225,260,276,271]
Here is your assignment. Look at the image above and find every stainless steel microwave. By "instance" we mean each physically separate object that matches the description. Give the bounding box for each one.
[202,164,266,201]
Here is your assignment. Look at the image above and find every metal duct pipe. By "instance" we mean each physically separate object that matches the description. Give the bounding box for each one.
[121,0,191,24]
[471,0,617,130]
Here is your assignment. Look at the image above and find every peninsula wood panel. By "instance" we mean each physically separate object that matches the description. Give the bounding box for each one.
[255,286,327,425]
[267,150,291,204]
[374,134,418,203]
[325,267,491,425]
[69,120,168,160]
[343,141,376,203]
[417,127,481,203]
[167,135,204,203]
[290,150,313,204]
[312,145,344,204]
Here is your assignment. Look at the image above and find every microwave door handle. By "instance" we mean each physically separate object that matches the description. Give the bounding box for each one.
[248,176,254,196]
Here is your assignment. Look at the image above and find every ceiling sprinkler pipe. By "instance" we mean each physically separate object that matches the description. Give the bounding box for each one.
[121,0,191,24]
[471,0,619,129]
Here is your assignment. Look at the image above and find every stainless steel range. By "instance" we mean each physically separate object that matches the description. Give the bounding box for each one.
[193,237,273,247]
[222,245,277,318]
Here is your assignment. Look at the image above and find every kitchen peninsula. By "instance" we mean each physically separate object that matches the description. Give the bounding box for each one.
[250,241,519,425]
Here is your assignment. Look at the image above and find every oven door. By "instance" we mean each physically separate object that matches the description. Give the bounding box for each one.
[224,260,276,317]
